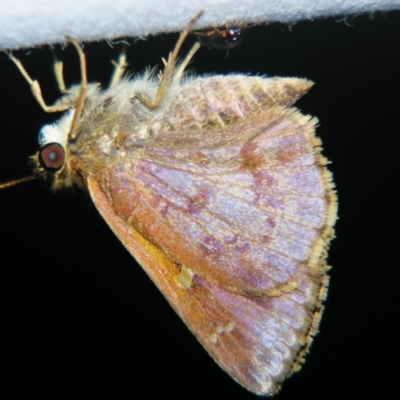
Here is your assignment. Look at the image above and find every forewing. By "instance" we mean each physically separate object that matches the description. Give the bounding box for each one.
[86,101,336,394]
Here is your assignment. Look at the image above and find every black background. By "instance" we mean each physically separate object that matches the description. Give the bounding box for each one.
[0,10,399,399]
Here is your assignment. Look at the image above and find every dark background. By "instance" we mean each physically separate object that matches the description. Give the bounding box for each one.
[0,10,399,399]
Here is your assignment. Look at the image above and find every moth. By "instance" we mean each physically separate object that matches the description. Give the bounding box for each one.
[4,11,337,396]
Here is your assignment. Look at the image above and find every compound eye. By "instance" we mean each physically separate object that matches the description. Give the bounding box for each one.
[39,143,65,170]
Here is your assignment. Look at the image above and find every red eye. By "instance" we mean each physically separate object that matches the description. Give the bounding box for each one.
[39,143,65,170]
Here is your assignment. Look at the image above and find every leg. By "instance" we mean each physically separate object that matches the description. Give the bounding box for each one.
[11,55,71,113]
[136,10,204,109]
[64,36,88,140]
[172,41,201,84]
[53,57,68,94]
[109,48,128,88]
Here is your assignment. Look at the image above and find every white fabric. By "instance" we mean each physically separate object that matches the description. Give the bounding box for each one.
[0,0,399,50]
